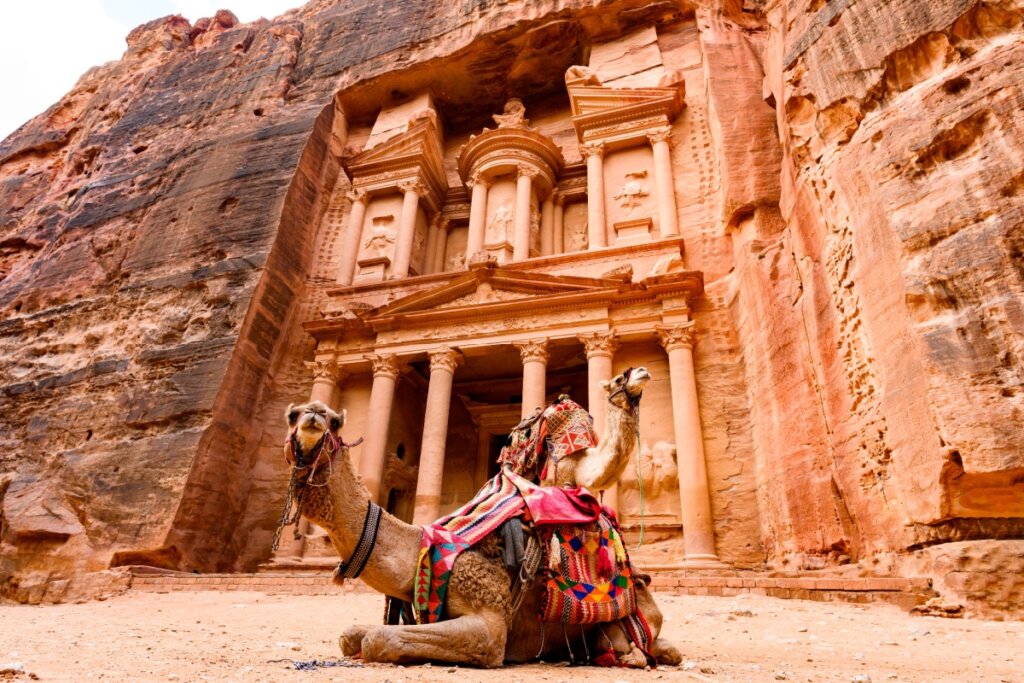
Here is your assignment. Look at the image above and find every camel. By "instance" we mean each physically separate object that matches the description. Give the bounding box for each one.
[539,366,650,492]
[278,367,679,668]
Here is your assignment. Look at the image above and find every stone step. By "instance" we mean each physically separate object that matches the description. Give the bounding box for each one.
[127,566,934,609]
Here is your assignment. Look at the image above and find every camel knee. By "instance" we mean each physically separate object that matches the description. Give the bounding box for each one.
[651,637,682,666]
[339,624,370,657]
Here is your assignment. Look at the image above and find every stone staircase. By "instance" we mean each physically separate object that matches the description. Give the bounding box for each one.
[127,565,935,609]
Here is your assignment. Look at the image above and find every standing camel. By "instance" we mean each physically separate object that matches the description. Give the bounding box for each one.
[277,368,679,667]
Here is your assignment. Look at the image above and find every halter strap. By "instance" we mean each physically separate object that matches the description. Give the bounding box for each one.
[336,500,383,580]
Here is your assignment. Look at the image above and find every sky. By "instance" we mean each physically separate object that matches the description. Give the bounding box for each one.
[0,0,302,142]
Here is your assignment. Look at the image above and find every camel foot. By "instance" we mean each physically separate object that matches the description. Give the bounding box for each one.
[360,612,506,668]
[339,624,371,657]
[651,637,682,666]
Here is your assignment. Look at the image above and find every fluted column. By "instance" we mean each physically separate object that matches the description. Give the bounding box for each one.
[358,353,402,503]
[579,332,620,508]
[412,348,463,525]
[658,323,724,567]
[582,142,607,249]
[433,216,449,273]
[648,128,679,238]
[539,192,555,256]
[514,338,549,419]
[423,214,441,276]
[513,165,537,261]
[392,181,425,278]
[552,192,565,255]
[466,172,490,261]
[337,189,368,286]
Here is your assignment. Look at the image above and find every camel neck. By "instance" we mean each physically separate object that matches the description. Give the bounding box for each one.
[298,447,422,601]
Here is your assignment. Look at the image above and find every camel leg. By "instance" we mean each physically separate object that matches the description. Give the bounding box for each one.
[359,608,507,668]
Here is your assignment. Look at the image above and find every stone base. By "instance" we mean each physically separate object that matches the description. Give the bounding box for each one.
[355,255,391,282]
[613,216,653,245]
[682,554,730,569]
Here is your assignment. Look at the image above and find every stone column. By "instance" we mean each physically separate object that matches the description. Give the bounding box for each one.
[657,323,724,567]
[392,181,425,278]
[513,165,537,261]
[466,172,490,261]
[514,338,549,419]
[433,216,449,273]
[423,214,441,276]
[648,128,679,238]
[539,192,555,256]
[337,189,368,286]
[582,142,607,249]
[552,192,565,255]
[579,332,620,508]
[412,348,463,525]
[357,353,401,503]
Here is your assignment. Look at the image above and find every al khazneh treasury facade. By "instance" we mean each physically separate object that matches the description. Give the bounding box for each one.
[270,28,733,571]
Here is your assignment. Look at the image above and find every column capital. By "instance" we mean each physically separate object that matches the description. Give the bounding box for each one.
[430,213,450,231]
[647,127,673,147]
[305,358,346,384]
[428,347,463,375]
[398,179,428,196]
[467,170,492,189]
[581,141,606,159]
[345,187,369,205]
[578,331,619,359]
[516,164,540,181]
[551,189,565,206]
[514,338,549,364]
[365,352,402,379]
[657,322,697,352]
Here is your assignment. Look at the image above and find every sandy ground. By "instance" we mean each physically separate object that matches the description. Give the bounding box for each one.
[0,590,1021,683]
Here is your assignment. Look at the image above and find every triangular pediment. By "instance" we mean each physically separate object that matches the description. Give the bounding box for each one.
[368,263,624,321]
[568,84,685,143]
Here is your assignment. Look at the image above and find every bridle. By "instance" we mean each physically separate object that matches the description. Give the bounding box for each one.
[271,420,377,581]
[608,366,643,413]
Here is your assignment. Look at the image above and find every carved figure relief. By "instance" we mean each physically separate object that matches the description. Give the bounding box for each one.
[614,170,650,209]
[447,252,467,271]
[487,204,513,243]
[364,215,396,254]
[567,216,588,252]
[492,98,529,129]
[529,205,541,250]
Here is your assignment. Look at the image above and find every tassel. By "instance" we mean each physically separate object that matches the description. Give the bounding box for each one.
[549,533,562,572]
[594,648,619,667]
[610,527,627,565]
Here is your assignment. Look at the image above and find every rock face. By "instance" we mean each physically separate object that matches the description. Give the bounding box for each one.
[0,0,1021,613]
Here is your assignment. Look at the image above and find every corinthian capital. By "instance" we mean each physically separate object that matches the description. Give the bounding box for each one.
[514,338,549,364]
[365,353,402,379]
[647,128,673,147]
[657,322,697,352]
[581,141,605,160]
[398,180,428,196]
[467,170,491,190]
[578,331,619,359]
[516,164,540,181]
[345,187,369,205]
[428,347,463,375]
[305,359,345,383]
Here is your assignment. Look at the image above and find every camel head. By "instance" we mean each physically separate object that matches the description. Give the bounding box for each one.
[601,366,651,411]
[284,400,346,469]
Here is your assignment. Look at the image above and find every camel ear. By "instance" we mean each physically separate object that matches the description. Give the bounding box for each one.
[600,379,611,392]
[329,409,346,433]
[286,403,301,427]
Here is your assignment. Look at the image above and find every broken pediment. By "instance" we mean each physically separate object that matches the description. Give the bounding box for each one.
[567,81,685,147]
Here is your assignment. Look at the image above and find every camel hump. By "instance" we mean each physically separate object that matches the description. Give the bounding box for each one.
[497,396,596,481]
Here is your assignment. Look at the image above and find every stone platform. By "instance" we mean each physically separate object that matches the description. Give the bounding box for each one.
[127,566,935,610]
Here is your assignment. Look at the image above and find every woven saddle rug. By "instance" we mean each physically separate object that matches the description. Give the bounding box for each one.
[415,468,644,639]
[498,395,597,482]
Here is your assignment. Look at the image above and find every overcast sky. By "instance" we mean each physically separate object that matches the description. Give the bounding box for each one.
[0,0,303,142]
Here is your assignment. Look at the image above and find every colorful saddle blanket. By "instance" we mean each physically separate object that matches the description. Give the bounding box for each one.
[414,469,639,631]
[498,396,597,482]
